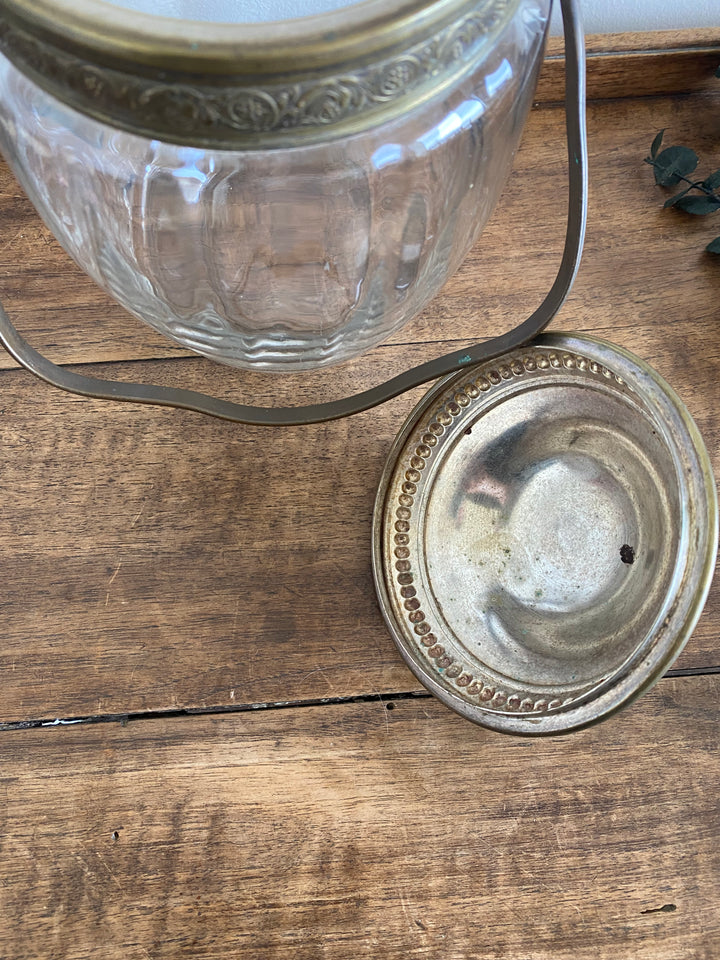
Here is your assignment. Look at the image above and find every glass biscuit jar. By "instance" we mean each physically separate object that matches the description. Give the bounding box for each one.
[0,0,551,370]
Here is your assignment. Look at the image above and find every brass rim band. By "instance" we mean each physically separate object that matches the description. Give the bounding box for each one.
[0,0,516,148]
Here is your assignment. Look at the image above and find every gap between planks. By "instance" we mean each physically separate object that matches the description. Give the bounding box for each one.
[2,668,719,733]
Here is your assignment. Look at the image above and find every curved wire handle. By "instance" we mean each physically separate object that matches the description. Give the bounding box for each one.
[0,0,587,427]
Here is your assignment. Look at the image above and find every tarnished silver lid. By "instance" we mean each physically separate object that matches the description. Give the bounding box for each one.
[372,333,717,735]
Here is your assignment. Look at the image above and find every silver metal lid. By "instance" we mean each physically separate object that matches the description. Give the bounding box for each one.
[372,333,717,735]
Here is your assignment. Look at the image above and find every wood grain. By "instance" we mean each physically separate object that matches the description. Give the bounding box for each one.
[0,338,717,724]
[0,35,718,960]
[0,77,718,723]
[539,30,720,103]
[1,676,718,960]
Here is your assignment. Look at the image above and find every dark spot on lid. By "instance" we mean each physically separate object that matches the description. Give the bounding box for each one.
[620,544,635,565]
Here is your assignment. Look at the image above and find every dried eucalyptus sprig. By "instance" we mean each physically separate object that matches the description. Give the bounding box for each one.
[644,130,720,254]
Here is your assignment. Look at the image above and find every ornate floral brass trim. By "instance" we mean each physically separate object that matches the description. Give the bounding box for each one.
[0,0,515,148]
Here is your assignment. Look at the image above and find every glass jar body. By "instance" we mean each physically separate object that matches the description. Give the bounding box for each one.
[0,0,550,370]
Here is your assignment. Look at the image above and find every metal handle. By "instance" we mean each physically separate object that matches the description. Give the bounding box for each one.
[0,0,587,427]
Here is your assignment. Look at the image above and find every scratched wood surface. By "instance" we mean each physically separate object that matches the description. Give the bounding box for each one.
[0,32,719,959]
[0,37,718,723]
[1,677,719,960]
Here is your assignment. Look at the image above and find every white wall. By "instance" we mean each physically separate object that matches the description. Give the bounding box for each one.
[549,0,718,35]
[106,0,719,32]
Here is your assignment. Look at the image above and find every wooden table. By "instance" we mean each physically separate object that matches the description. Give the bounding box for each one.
[0,30,718,959]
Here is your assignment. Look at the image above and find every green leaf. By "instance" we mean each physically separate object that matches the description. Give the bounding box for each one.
[650,129,665,159]
[706,236,720,254]
[702,169,720,191]
[673,193,720,215]
[652,145,699,186]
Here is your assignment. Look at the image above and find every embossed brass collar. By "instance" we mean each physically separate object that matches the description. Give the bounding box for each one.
[0,0,516,148]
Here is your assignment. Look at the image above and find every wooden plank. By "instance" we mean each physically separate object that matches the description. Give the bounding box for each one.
[1,47,718,373]
[538,29,720,102]
[1,675,718,960]
[2,88,720,443]
[0,340,717,724]
[0,348,425,723]
[0,87,718,723]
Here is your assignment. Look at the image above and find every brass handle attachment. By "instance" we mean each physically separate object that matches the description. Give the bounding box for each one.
[0,0,587,427]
